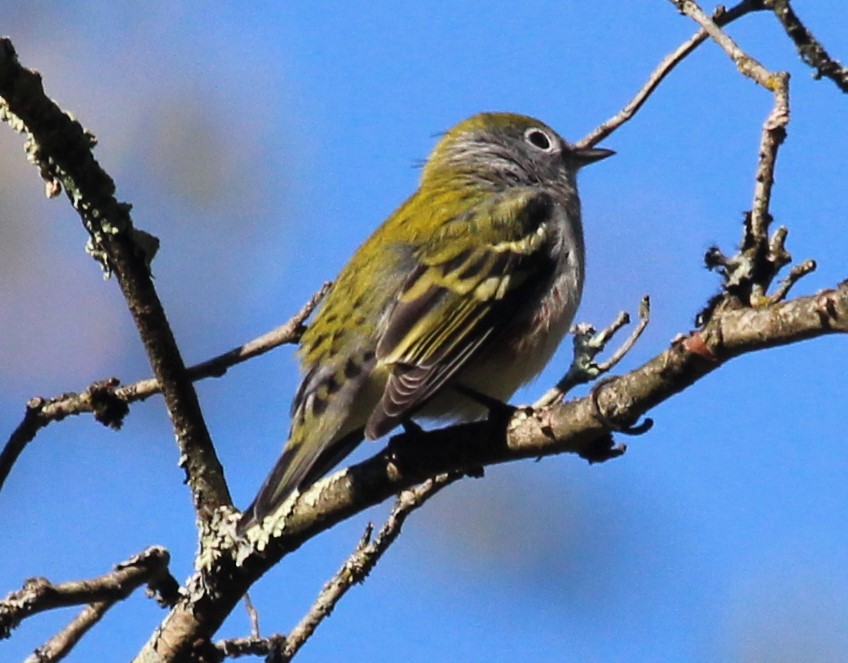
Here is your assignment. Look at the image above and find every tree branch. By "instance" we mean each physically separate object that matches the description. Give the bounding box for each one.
[280,473,460,660]
[135,279,848,661]
[577,0,766,148]
[216,474,461,660]
[0,37,229,522]
[0,284,329,494]
[535,296,651,408]
[0,546,178,650]
[669,0,790,241]
[764,0,848,93]
[3,2,845,657]
[670,0,793,321]
[24,601,112,663]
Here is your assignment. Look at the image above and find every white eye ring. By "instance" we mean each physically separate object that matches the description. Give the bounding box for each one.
[524,127,554,152]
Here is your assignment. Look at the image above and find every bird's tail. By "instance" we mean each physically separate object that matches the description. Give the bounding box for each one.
[237,429,364,534]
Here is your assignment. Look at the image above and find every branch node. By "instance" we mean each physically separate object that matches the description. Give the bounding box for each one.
[764,0,848,93]
[589,376,654,437]
[768,258,816,303]
[0,545,177,651]
[88,378,129,430]
[578,434,628,464]
[535,296,651,407]
[681,331,720,362]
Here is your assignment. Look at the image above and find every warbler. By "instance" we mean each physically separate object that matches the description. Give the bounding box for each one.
[238,112,613,532]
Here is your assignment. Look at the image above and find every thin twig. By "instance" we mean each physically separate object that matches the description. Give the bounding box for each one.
[123,282,330,402]
[673,0,774,83]
[215,474,461,660]
[0,284,329,494]
[24,601,111,663]
[596,296,651,372]
[768,259,816,303]
[749,88,791,289]
[764,0,848,93]
[672,0,792,316]
[215,472,463,661]
[243,593,261,640]
[578,0,765,148]
[280,473,461,661]
[535,296,650,408]
[0,547,177,643]
[672,0,790,243]
[216,634,286,659]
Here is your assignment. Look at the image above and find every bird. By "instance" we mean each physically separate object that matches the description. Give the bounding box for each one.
[238,112,613,532]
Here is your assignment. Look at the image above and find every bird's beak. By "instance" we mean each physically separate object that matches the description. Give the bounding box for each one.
[570,146,615,167]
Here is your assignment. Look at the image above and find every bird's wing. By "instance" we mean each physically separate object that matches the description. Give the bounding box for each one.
[238,188,566,532]
[366,188,561,439]
[238,352,375,532]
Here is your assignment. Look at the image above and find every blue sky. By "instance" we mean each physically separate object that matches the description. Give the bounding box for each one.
[1,3,847,661]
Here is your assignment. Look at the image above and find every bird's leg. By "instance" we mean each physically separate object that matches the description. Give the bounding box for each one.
[401,419,424,435]
[453,384,516,421]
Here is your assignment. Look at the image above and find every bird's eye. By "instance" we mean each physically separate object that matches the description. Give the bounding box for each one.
[524,128,553,151]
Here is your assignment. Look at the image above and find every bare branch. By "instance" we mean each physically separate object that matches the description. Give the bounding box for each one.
[1,379,122,495]
[673,0,773,83]
[24,601,111,663]
[535,296,650,408]
[671,0,792,321]
[578,0,765,148]
[768,259,817,303]
[1,546,177,646]
[281,474,460,661]
[125,282,331,402]
[137,280,848,661]
[748,88,791,289]
[0,37,229,522]
[216,634,285,659]
[214,475,459,660]
[596,296,651,373]
[671,0,789,242]
[764,0,848,92]
[243,593,260,640]
[0,283,328,495]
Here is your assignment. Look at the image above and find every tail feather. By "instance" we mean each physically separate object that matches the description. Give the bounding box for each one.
[237,429,364,534]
